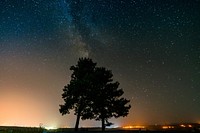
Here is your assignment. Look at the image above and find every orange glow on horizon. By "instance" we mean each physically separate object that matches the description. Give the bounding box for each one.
[0,87,60,127]
[162,126,174,129]
[123,125,145,129]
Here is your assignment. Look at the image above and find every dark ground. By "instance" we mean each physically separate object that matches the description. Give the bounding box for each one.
[0,126,200,133]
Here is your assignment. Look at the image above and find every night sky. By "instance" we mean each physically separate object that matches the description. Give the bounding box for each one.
[0,0,200,128]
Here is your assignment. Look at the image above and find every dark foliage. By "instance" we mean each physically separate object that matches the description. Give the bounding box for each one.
[88,67,131,131]
[59,58,131,131]
[59,58,96,131]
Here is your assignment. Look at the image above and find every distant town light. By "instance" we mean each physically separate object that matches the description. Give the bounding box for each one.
[123,126,133,129]
[162,126,174,129]
[123,125,145,129]
[180,124,186,128]
[188,125,192,128]
[44,126,57,130]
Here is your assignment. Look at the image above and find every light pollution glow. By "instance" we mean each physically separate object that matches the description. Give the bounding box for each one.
[0,59,199,127]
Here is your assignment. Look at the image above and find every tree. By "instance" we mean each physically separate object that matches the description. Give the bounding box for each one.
[89,67,131,131]
[59,58,96,131]
[59,58,131,131]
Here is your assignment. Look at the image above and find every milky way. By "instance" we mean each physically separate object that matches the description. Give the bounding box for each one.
[0,0,200,128]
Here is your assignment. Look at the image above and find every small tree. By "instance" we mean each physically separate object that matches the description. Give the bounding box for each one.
[90,67,131,131]
[59,58,96,131]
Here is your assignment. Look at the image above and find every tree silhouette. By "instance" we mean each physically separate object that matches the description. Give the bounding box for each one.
[59,58,96,131]
[59,58,131,131]
[89,67,131,131]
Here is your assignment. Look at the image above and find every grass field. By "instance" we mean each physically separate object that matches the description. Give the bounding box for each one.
[0,126,44,133]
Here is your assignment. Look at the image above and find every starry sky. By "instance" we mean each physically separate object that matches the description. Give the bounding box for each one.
[0,0,200,128]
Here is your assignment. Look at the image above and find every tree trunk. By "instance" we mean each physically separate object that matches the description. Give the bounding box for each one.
[75,112,81,131]
[75,100,84,131]
[102,117,105,131]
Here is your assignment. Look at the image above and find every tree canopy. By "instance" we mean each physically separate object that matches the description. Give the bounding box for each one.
[59,58,96,131]
[88,67,131,131]
[59,58,131,131]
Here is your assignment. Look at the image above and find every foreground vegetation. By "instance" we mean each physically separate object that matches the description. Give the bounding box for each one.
[1,126,200,133]
[0,126,43,133]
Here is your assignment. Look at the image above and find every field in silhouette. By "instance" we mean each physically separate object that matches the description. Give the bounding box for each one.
[1,124,200,133]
